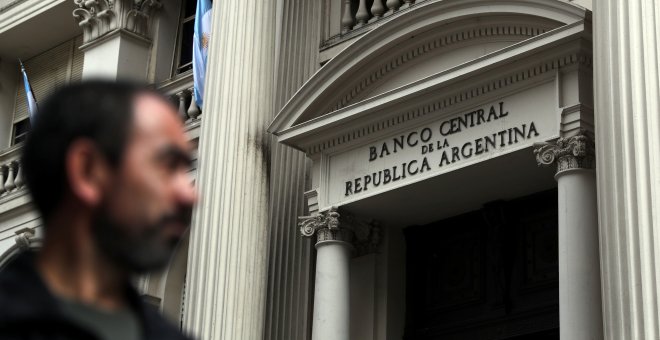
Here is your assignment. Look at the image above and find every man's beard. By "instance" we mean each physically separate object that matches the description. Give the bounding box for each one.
[91,205,191,274]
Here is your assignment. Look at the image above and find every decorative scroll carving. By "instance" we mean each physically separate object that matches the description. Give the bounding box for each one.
[73,0,116,42]
[14,228,35,250]
[534,132,595,174]
[300,207,353,244]
[126,0,162,37]
[73,0,162,44]
[298,207,381,255]
[299,206,340,237]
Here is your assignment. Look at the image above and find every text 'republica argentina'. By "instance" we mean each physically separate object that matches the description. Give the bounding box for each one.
[344,102,540,197]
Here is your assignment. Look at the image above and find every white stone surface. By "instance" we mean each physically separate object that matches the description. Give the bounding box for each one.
[568,0,592,10]
[0,59,18,148]
[312,241,351,340]
[0,0,62,33]
[182,0,277,339]
[81,32,151,81]
[594,0,660,338]
[557,169,603,339]
[327,84,558,206]
[264,1,321,339]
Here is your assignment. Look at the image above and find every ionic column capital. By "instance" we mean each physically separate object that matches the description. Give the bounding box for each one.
[299,207,352,245]
[298,207,381,255]
[534,132,595,175]
[73,0,162,44]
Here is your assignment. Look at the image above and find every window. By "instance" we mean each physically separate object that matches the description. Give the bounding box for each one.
[174,0,197,75]
[12,35,84,145]
[11,119,30,145]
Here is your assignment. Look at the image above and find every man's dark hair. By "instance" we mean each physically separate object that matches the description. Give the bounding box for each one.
[22,80,164,220]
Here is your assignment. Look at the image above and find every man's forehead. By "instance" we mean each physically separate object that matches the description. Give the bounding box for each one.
[132,93,189,147]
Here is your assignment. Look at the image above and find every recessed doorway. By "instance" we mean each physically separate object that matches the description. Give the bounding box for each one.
[404,189,559,340]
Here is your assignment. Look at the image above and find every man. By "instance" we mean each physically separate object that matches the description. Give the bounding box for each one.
[0,81,198,340]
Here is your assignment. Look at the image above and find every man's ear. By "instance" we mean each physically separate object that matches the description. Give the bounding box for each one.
[65,139,112,208]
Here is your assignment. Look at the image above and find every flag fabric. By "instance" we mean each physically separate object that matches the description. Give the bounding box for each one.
[19,60,38,122]
[193,0,212,109]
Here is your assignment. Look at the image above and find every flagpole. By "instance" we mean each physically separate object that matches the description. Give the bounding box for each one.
[18,58,38,122]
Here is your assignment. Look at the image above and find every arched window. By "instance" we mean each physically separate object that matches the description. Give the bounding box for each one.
[0,228,41,271]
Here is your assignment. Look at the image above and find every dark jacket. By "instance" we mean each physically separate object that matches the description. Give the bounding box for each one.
[0,251,191,340]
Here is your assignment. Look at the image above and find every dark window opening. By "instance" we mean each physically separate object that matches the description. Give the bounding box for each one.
[175,0,197,75]
[12,119,31,145]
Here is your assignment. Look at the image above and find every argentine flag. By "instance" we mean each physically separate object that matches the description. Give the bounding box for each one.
[193,0,212,109]
[19,60,38,122]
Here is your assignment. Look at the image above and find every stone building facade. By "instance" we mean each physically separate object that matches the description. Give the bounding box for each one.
[1,0,659,339]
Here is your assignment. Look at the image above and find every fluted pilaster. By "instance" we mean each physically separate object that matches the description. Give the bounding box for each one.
[594,1,660,338]
[182,0,277,339]
[265,1,321,339]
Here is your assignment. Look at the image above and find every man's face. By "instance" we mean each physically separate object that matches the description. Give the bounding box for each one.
[92,93,197,273]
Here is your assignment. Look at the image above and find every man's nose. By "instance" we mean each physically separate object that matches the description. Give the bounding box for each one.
[175,172,199,206]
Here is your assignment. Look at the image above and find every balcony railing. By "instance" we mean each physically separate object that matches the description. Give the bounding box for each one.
[157,72,202,126]
[321,0,427,52]
[0,145,25,197]
[342,0,424,33]
[0,74,200,202]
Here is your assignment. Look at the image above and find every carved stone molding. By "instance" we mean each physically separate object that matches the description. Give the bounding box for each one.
[299,206,352,244]
[327,24,549,114]
[306,53,592,155]
[316,227,354,244]
[14,227,35,250]
[304,189,319,215]
[534,132,595,174]
[299,206,340,237]
[298,207,381,255]
[73,0,162,44]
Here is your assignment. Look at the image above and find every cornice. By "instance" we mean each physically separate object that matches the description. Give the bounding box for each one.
[304,53,589,155]
[0,0,59,32]
[155,71,194,96]
[0,0,24,14]
[0,190,31,217]
[78,26,151,51]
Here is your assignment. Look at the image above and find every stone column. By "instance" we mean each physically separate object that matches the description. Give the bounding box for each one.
[299,207,381,340]
[300,208,352,340]
[181,0,277,339]
[594,1,660,338]
[72,0,161,80]
[534,133,603,340]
